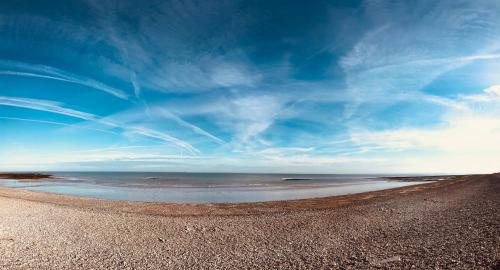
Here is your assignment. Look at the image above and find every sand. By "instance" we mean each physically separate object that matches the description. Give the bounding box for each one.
[0,174,499,269]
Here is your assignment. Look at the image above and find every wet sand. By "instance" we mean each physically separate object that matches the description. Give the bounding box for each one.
[0,174,499,269]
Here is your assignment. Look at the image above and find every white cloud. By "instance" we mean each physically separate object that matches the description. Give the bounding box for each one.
[0,116,118,135]
[0,150,210,170]
[0,60,130,100]
[229,95,284,143]
[0,96,97,120]
[151,108,225,145]
[263,155,387,165]
[345,85,500,173]
[351,116,500,153]
[127,126,200,154]
[85,105,225,145]
[137,58,262,93]
[462,85,500,102]
[0,96,199,154]
[130,71,141,98]
[210,64,261,88]
[338,0,500,118]
[258,147,315,156]
[86,0,256,94]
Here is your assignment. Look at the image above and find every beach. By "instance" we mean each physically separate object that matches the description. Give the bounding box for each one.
[0,172,433,203]
[0,173,498,269]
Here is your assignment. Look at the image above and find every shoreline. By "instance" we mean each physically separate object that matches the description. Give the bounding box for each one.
[0,173,54,181]
[0,173,498,269]
[0,174,472,216]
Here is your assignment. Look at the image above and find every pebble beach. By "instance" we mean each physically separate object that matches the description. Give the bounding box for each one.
[0,174,498,269]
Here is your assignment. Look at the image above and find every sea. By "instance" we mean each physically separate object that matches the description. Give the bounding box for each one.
[0,172,429,203]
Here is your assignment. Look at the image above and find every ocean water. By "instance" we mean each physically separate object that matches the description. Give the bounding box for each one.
[0,172,429,203]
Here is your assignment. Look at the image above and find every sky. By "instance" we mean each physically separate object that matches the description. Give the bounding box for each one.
[1,0,500,174]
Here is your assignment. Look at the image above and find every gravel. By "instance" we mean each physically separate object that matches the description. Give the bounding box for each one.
[0,174,498,269]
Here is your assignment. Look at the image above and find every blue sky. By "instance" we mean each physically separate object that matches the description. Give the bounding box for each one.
[1,0,500,173]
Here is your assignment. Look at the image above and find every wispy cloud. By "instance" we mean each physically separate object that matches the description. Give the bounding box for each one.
[212,94,286,146]
[127,126,200,154]
[0,96,97,120]
[345,116,500,174]
[0,60,130,100]
[152,108,225,145]
[338,1,500,118]
[257,147,315,156]
[80,104,226,146]
[1,0,500,173]
[130,71,141,98]
[342,85,500,173]
[461,85,500,102]
[262,155,387,166]
[0,116,118,135]
[86,0,258,94]
[210,63,261,88]
[0,151,210,169]
[0,96,199,153]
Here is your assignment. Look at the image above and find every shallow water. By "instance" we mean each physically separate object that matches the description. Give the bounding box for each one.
[0,172,429,203]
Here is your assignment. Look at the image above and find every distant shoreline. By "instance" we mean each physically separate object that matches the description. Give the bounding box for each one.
[0,172,458,204]
[0,173,475,216]
[0,173,53,180]
[382,175,460,182]
[0,172,461,182]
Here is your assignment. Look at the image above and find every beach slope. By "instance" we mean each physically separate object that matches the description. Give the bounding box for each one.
[0,174,499,269]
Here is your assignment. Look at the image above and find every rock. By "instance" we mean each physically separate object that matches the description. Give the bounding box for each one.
[374,255,401,265]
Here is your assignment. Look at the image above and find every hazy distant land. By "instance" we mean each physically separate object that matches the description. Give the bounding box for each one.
[0,173,53,180]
